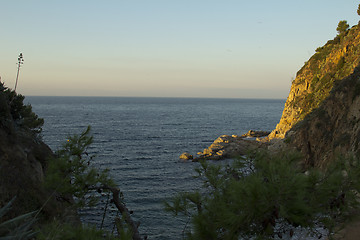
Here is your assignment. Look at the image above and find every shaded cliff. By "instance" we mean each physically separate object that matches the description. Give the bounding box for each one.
[286,66,360,168]
[0,83,69,221]
[269,24,360,139]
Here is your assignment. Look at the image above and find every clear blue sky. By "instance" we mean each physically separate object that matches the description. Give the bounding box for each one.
[1,0,359,98]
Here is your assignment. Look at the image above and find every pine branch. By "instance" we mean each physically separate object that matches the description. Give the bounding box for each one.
[100,185,142,240]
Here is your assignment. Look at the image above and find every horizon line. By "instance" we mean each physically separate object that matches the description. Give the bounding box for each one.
[25,95,286,100]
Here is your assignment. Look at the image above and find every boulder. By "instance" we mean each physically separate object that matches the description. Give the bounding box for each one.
[179,152,193,161]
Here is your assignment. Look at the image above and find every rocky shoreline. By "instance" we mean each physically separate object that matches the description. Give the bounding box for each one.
[180,130,270,161]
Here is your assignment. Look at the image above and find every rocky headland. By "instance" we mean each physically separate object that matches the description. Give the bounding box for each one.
[270,24,360,168]
[183,24,360,168]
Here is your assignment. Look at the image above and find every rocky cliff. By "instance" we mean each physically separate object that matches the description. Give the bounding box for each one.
[269,24,360,139]
[0,83,69,221]
[180,24,360,166]
[286,66,360,168]
[0,125,54,218]
[264,23,360,169]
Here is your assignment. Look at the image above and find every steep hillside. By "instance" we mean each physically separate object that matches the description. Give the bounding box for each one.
[0,82,69,221]
[269,24,360,139]
[286,66,360,168]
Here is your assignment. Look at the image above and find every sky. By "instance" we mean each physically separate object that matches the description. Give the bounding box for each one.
[1,0,359,99]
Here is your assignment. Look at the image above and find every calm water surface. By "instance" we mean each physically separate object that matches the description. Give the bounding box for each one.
[27,96,285,239]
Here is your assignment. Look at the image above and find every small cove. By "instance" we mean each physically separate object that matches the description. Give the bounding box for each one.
[27,96,285,239]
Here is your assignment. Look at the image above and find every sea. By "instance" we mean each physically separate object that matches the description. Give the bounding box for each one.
[26,96,285,239]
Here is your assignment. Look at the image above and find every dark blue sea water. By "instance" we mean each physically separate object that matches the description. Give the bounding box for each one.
[26,96,285,239]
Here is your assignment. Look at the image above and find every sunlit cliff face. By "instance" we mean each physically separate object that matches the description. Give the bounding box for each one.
[269,25,360,140]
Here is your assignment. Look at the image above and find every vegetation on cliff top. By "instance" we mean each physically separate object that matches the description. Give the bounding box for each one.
[293,23,360,120]
[0,81,44,136]
[280,6,360,168]
[270,8,360,139]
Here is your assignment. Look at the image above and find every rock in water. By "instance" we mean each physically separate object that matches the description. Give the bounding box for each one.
[194,135,261,161]
[179,152,193,161]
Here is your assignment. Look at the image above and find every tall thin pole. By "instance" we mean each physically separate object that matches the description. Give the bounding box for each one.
[14,53,24,92]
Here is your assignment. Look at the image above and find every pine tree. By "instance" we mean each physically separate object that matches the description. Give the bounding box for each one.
[165,151,360,239]
[337,20,350,35]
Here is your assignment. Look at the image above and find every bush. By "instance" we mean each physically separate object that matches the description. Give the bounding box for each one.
[0,81,43,134]
[337,20,350,35]
[165,151,360,239]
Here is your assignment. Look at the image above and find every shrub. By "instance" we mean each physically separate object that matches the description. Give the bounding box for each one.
[165,151,360,239]
[337,20,350,35]
[0,81,43,135]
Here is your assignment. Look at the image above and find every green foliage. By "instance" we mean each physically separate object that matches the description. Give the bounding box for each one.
[292,23,360,125]
[326,36,341,45]
[0,197,38,240]
[337,20,350,35]
[312,46,332,62]
[357,4,360,16]
[37,221,121,240]
[166,151,360,239]
[44,126,115,208]
[42,127,140,239]
[41,127,137,239]
[0,81,43,134]
[296,44,354,120]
